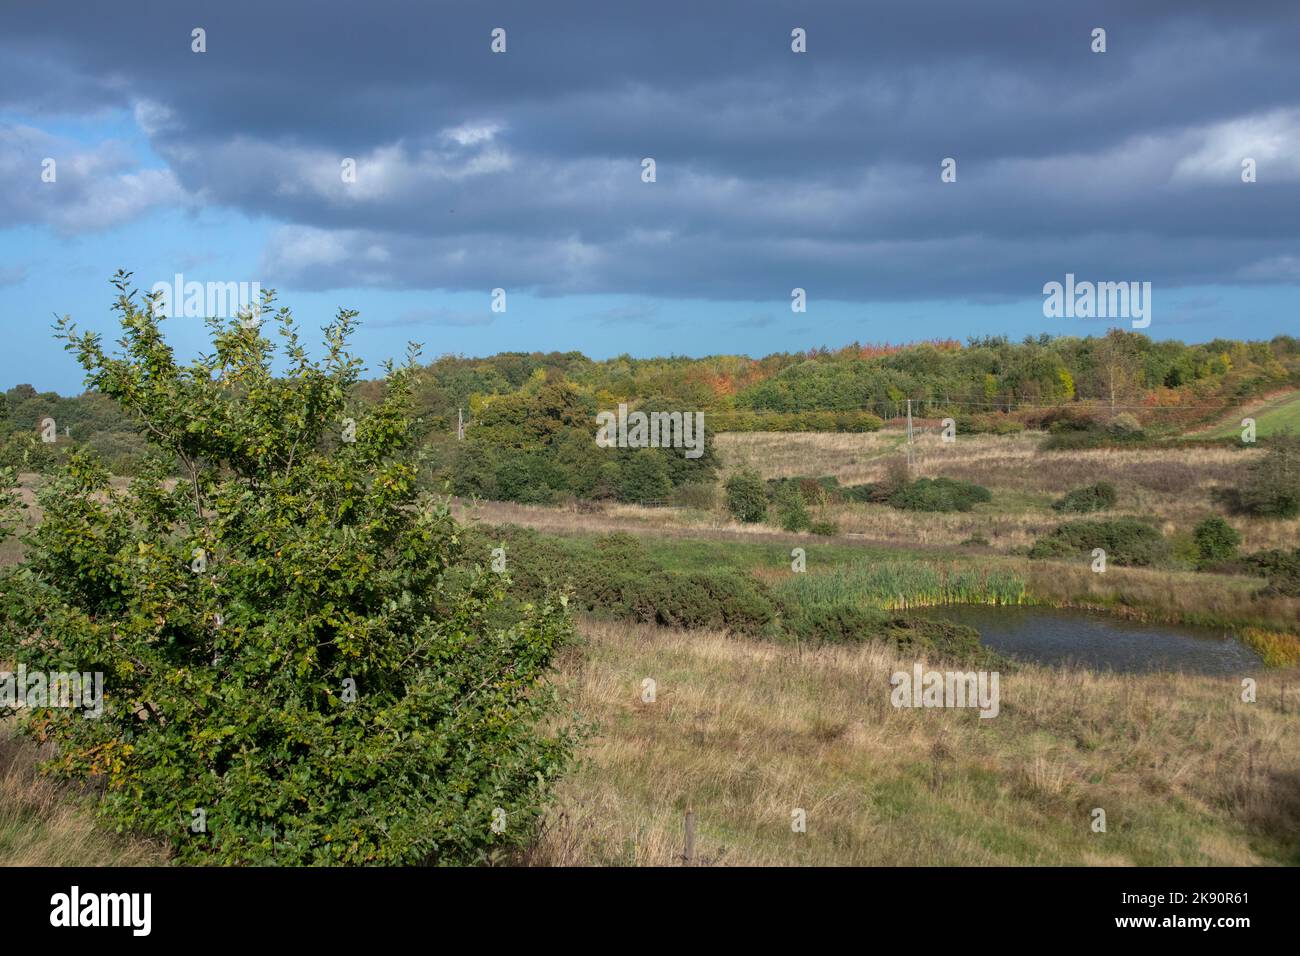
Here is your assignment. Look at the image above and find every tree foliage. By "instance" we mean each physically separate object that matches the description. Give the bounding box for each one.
[0,273,577,865]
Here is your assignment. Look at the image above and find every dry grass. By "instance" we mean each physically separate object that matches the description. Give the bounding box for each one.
[526,619,1300,866]
[718,431,1299,552]
[0,719,168,866]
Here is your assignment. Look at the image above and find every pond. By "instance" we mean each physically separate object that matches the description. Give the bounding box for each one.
[917,605,1260,674]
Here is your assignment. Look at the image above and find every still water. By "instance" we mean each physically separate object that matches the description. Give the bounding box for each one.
[917,605,1260,674]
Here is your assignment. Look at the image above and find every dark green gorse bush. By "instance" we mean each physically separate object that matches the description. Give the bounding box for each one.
[1052,481,1117,514]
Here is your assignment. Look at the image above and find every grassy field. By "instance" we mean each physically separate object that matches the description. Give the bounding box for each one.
[1199,389,1300,439]
[719,429,1299,553]
[527,620,1300,866]
[5,420,1299,866]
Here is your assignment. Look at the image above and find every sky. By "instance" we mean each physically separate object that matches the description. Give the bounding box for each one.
[1,0,1297,393]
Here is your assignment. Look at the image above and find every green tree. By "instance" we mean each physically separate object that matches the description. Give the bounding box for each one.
[725,469,768,523]
[1192,516,1241,566]
[0,273,577,865]
[619,448,672,503]
[773,482,811,531]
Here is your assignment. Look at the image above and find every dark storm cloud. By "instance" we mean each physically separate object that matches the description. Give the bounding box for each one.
[3,0,1299,301]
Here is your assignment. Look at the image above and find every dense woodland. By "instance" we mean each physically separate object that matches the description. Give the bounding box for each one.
[4,330,1298,504]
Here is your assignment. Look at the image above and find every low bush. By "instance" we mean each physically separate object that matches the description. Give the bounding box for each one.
[843,482,890,503]
[1028,518,1170,566]
[1192,516,1241,566]
[620,569,777,634]
[780,603,998,665]
[766,475,841,504]
[1051,481,1117,514]
[1236,434,1300,519]
[1242,547,1300,597]
[773,483,812,531]
[958,414,1026,436]
[1041,413,1146,451]
[888,477,991,513]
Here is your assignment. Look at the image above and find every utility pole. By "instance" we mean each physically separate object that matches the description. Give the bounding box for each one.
[906,398,914,470]
[457,407,464,440]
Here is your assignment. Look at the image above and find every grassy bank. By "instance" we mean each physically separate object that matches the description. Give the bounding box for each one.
[526,620,1300,866]
[0,720,167,866]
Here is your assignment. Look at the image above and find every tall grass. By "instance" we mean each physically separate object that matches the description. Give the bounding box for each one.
[0,720,167,866]
[526,620,1300,866]
[775,559,1028,611]
[1242,628,1300,668]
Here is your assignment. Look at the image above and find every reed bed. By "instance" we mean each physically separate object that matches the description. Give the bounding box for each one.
[774,559,1028,611]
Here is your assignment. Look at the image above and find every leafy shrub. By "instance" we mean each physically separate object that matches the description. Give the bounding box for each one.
[725,469,768,523]
[843,482,890,503]
[619,448,673,504]
[959,414,1025,436]
[888,477,991,513]
[1192,516,1241,566]
[766,475,841,504]
[1243,547,1300,597]
[773,482,812,531]
[781,604,997,665]
[1028,518,1170,566]
[1237,434,1300,519]
[1108,412,1144,436]
[808,520,838,536]
[1041,413,1146,450]
[619,569,777,634]
[1052,481,1117,514]
[449,441,500,499]
[0,276,578,865]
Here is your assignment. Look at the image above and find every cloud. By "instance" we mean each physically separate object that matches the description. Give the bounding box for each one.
[1237,255,1300,281]
[1172,109,1300,183]
[0,124,186,234]
[2,0,1299,302]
